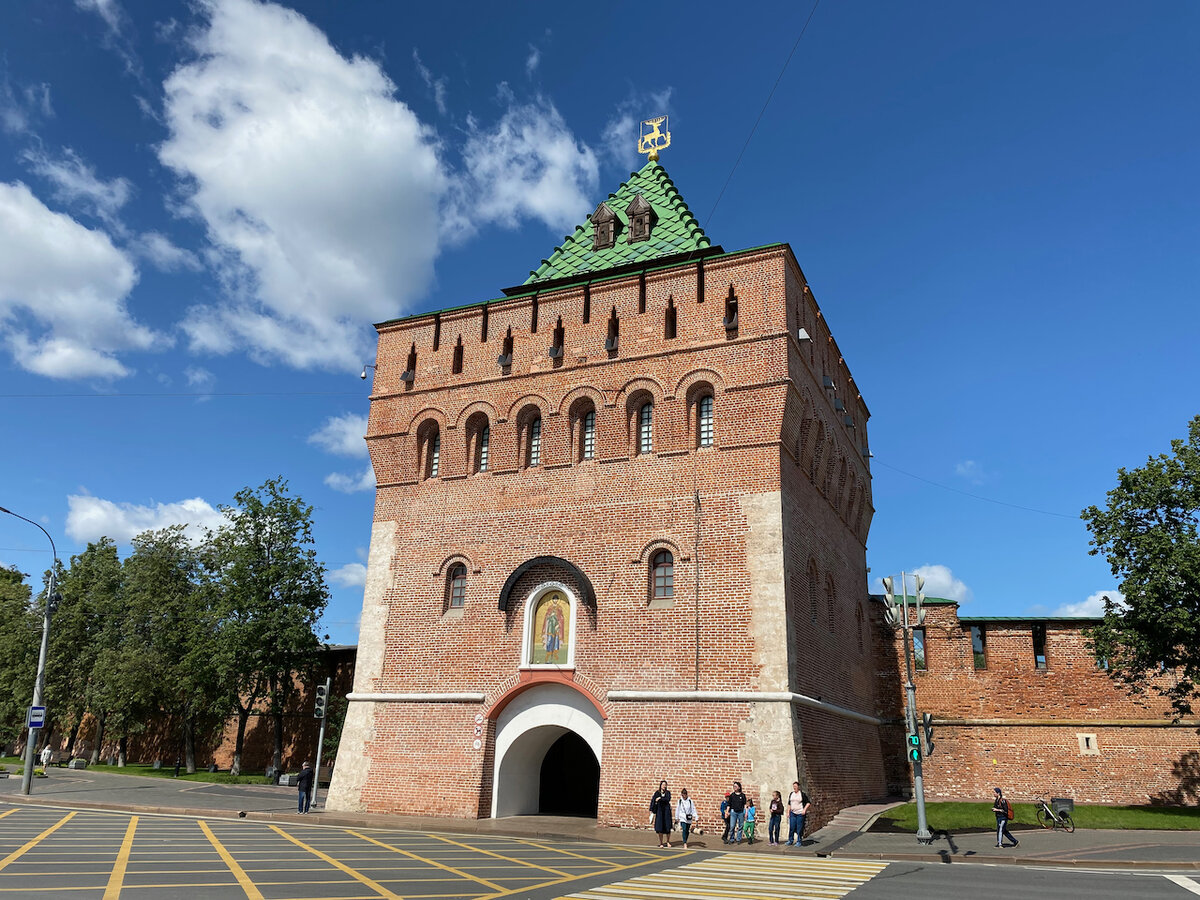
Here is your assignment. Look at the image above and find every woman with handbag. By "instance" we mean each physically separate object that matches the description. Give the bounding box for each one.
[649,780,673,847]
[675,788,697,849]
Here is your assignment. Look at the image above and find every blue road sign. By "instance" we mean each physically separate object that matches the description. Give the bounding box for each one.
[27,706,46,729]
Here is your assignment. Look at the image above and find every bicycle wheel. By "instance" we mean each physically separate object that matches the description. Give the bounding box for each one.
[1036,807,1052,829]
[1060,813,1075,833]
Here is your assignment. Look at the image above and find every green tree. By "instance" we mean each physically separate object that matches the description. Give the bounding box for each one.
[49,540,122,762]
[1083,414,1200,718]
[205,478,329,776]
[0,566,38,747]
[122,526,224,773]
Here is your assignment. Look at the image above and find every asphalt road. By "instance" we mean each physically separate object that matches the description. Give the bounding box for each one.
[2,802,1197,900]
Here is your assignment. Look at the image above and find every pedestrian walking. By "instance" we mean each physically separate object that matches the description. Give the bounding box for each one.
[296,761,315,814]
[650,780,673,847]
[726,781,747,844]
[675,788,697,849]
[768,790,784,845]
[992,787,1019,848]
[786,781,810,846]
[39,743,52,769]
[720,793,731,843]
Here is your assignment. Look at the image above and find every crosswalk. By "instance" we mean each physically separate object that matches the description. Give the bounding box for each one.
[560,852,888,900]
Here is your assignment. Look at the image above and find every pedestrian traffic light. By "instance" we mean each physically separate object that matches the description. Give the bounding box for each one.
[907,733,921,762]
[313,684,328,720]
[922,711,935,756]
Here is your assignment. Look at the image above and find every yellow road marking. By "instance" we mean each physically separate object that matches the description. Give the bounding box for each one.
[346,829,502,893]
[0,811,76,872]
[0,810,18,821]
[426,832,571,878]
[102,815,138,900]
[475,849,688,900]
[505,837,619,867]
[198,820,265,900]
[271,825,404,899]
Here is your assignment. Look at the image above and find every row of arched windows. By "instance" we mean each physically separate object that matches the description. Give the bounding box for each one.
[417,392,714,479]
[800,558,867,654]
[442,551,675,612]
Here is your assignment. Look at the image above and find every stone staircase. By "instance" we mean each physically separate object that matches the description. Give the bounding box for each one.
[806,799,906,855]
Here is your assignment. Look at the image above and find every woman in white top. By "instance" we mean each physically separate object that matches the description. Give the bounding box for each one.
[675,788,698,849]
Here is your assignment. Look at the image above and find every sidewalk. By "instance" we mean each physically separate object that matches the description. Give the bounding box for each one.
[2,769,1197,868]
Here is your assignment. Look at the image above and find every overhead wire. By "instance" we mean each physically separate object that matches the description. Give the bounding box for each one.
[872,458,1078,520]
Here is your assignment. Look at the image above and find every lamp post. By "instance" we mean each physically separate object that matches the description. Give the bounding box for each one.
[0,505,59,796]
[882,571,933,844]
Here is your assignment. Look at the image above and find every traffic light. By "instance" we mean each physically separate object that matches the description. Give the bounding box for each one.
[313,684,328,720]
[881,577,899,629]
[922,711,935,756]
[907,733,921,762]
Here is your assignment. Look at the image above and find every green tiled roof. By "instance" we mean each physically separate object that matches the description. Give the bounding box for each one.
[522,160,711,285]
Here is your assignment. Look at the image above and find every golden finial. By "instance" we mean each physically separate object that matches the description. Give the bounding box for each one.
[638,116,671,162]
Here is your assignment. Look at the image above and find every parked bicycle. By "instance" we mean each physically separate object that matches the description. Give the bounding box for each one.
[1035,796,1075,833]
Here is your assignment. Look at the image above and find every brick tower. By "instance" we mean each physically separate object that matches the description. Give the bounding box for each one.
[327,157,885,827]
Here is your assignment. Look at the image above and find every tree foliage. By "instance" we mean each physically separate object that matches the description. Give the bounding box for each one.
[0,566,37,746]
[1083,414,1200,718]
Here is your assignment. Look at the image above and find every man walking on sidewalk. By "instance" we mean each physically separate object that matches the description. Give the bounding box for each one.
[297,762,315,814]
[992,787,1018,848]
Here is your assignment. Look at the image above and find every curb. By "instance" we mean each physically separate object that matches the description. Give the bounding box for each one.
[827,850,1200,871]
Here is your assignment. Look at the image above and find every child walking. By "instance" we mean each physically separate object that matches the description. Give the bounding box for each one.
[768,790,784,845]
[744,798,758,843]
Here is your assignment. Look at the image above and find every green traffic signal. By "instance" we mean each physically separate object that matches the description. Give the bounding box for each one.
[907,733,920,761]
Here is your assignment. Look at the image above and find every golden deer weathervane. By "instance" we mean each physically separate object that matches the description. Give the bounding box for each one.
[638,116,671,161]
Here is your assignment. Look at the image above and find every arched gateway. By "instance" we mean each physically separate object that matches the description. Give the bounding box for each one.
[491,681,604,818]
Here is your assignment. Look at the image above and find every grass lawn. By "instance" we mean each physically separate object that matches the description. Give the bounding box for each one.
[875,801,1200,832]
[0,756,272,785]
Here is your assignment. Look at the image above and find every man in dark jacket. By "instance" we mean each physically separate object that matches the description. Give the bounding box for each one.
[726,781,747,844]
[297,761,315,814]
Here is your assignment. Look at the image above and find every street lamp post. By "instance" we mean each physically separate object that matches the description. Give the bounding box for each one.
[0,505,59,796]
[882,571,934,844]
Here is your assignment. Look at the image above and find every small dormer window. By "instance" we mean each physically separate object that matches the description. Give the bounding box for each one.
[626,194,654,244]
[592,201,617,250]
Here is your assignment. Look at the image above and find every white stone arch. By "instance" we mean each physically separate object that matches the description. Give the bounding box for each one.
[521,581,579,669]
[491,682,605,818]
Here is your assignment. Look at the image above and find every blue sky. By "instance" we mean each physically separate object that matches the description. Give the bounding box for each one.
[1,0,1196,640]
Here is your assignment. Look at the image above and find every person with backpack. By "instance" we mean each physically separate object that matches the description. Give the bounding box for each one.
[992,787,1018,848]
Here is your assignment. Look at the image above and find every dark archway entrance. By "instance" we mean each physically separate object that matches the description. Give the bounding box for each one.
[537,731,599,817]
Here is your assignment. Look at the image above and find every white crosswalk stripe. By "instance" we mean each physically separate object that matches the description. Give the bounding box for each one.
[560,853,888,900]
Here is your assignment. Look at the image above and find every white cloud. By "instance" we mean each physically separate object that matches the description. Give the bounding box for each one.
[22,147,132,227]
[954,459,988,486]
[412,48,447,115]
[329,562,367,588]
[1,76,52,136]
[602,88,673,171]
[872,564,974,604]
[1050,590,1125,618]
[74,0,142,78]
[325,465,374,494]
[458,96,598,236]
[132,231,202,271]
[525,45,541,77]
[309,413,368,458]
[159,0,446,372]
[0,181,163,379]
[66,493,225,544]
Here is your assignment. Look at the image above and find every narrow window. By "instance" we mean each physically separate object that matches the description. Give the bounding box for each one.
[1032,624,1047,669]
[808,562,819,624]
[427,430,440,479]
[582,284,591,324]
[481,305,489,343]
[447,563,466,609]
[913,627,927,671]
[652,550,674,600]
[664,296,677,339]
[825,578,836,632]
[638,402,653,454]
[452,336,463,374]
[528,416,541,467]
[638,272,646,314]
[530,294,538,333]
[855,603,864,653]
[498,328,513,369]
[477,426,489,473]
[403,343,417,383]
[971,625,987,670]
[698,395,714,447]
[550,317,564,359]
[432,314,441,351]
[605,307,619,352]
[581,411,596,460]
[723,285,738,334]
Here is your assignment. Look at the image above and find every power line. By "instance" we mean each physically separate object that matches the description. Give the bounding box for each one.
[702,0,823,230]
[872,459,1078,520]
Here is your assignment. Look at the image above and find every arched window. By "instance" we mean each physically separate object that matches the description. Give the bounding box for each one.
[581,410,596,460]
[447,563,466,609]
[652,550,674,600]
[697,394,714,447]
[855,602,865,653]
[528,416,542,467]
[477,426,489,472]
[418,422,440,480]
[638,402,654,455]
[825,576,836,632]
[429,431,440,478]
